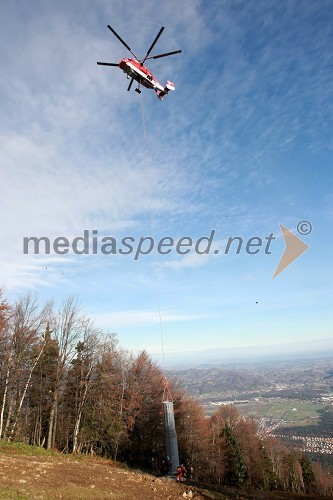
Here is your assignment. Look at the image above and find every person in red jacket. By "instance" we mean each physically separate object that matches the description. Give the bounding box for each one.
[176,464,187,482]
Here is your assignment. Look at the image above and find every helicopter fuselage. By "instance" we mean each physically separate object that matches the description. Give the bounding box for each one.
[97,24,180,99]
[119,58,165,92]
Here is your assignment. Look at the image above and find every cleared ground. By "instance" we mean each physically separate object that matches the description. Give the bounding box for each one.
[0,441,328,499]
[0,441,228,499]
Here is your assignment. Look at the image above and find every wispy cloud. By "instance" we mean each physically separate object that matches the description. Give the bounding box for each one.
[0,0,332,355]
[91,309,207,328]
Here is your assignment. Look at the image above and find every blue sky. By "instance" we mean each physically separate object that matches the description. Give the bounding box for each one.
[1,0,332,366]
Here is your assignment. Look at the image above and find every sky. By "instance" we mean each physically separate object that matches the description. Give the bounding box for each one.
[1,0,332,367]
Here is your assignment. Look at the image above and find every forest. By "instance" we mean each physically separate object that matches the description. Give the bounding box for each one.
[0,288,332,497]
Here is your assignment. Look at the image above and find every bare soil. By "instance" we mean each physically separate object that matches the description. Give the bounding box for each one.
[0,450,227,499]
[0,447,327,499]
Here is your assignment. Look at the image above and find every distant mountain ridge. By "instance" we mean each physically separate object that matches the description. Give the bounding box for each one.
[167,359,333,399]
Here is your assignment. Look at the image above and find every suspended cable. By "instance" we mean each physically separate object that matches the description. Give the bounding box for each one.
[139,47,179,476]
[140,93,166,373]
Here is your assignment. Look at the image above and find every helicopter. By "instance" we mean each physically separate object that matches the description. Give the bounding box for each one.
[97,25,181,100]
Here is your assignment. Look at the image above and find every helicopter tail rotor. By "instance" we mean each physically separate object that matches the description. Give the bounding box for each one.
[156,81,175,100]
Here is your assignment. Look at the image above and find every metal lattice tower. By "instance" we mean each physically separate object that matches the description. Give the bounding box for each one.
[162,400,179,474]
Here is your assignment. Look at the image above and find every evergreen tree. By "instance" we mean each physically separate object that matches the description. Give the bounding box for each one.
[222,425,248,486]
[29,323,59,447]
[300,455,316,494]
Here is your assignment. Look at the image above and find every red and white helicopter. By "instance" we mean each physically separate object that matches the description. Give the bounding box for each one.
[97,25,181,100]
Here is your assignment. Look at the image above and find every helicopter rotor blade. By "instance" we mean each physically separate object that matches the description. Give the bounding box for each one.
[146,49,182,61]
[97,62,119,67]
[107,25,138,60]
[127,78,134,91]
[141,26,164,63]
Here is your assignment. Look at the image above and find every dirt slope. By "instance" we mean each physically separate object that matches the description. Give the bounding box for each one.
[0,449,226,499]
[0,445,326,499]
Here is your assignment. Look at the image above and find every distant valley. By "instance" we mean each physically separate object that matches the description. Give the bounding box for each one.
[167,358,333,467]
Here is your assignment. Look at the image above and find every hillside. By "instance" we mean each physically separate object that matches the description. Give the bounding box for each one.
[167,360,333,400]
[0,442,328,500]
[1,294,332,499]
[0,442,218,499]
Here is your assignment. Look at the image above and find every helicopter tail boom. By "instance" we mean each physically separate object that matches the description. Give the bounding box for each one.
[165,81,175,91]
[156,81,175,100]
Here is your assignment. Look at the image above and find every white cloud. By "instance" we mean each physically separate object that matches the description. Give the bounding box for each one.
[0,0,332,359]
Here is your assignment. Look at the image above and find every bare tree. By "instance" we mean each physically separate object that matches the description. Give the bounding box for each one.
[0,289,12,438]
[1,293,51,440]
[47,296,83,449]
[0,288,11,340]
[71,320,101,453]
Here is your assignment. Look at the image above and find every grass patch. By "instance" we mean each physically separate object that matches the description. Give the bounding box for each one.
[0,487,30,499]
[0,439,120,466]
[240,401,325,425]
[0,440,58,457]
[0,485,124,499]
[0,487,31,500]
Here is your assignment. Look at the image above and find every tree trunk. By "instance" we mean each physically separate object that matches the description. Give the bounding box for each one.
[4,393,15,440]
[47,388,58,449]
[113,375,126,461]
[9,343,45,440]
[72,365,92,453]
[0,352,12,438]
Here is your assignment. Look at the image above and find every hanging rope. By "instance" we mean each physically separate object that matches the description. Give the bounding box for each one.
[140,93,166,374]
